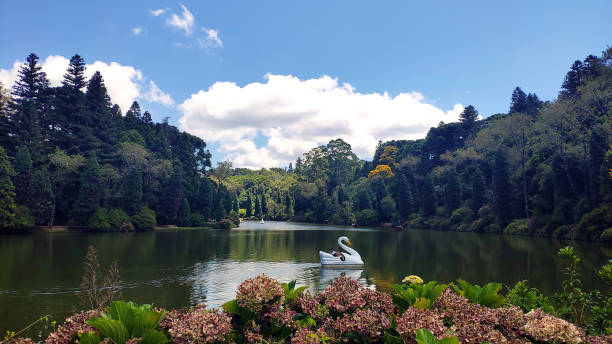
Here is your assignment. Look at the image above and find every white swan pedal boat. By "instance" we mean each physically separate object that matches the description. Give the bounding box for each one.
[319,236,364,267]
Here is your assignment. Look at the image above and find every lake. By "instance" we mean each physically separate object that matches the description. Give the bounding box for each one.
[0,221,610,337]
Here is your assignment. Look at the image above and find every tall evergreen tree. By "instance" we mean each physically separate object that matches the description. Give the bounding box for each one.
[0,147,16,227]
[159,165,184,224]
[212,188,225,220]
[261,193,268,215]
[459,105,478,134]
[398,173,413,219]
[72,153,102,224]
[62,55,87,91]
[246,193,253,217]
[254,195,262,217]
[10,53,49,159]
[27,167,54,226]
[493,149,513,225]
[471,167,486,213]
[232,198,239,213]
[421,175,436,217]
[446,169,461,214]
[86,71,116,162]
[509,87,528,113]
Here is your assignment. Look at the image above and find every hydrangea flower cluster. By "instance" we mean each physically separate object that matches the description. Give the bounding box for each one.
[523,308,584,344]
[396,308,447,343]
[159,305,232,344]
[45,310,100,344]
[237,273,285,313]
[317,276,393,315]
[402,275,424,284]
[290,327,330,344]
[3,338,35,344]
[333,308,390,341]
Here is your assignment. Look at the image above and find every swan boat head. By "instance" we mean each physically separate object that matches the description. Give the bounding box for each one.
[319,235,364,267]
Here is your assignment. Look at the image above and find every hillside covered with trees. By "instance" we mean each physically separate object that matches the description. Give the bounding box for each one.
[0,53,242,230]
[1,47,611,241]
[225,47,612,242]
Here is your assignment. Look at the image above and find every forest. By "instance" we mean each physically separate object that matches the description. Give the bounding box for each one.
[223,47,612,242]
[1,47,611,241]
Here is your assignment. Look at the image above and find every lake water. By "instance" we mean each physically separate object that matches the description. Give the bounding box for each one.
[1,221,610,336]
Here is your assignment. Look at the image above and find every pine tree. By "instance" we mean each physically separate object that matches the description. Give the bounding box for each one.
[159,165,184,224]
[212,188,225,220]
[27,167,54,226]
[10,53,49,159]
[232,198,239,213]
[246,193,253,217]
[261,193,268,215]
[459,105,478,134]
[62,54,87,91]
[509,87,527,113]
[72,153,102,224]
[254,195,262,217]
[0,147,16,227]
[13,146,32,206]
[398,173,413,219]
[421,175,436,217]
[446,169,461,214]
[494,149,513,225]
[471,167,485,213]
[86,71,116,163]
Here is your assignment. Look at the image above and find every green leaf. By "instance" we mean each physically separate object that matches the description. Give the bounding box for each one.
[438,337,460,344]
[87,317,129,344]
[415,329,437,344]
[221,299,255,324]
[142,328,169,344]
[288,280,296,291]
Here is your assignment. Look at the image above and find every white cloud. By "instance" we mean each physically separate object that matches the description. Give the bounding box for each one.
[179,74,463,169]
[149,8,166,17]
[198,28,223,48]
[132,26,143,36]
[144,80,175,107]
[0,55,174,112]
[166,4,194,35]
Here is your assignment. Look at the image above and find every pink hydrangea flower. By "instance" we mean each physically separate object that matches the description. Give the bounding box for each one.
[396,308,447,343]
[160,306,232,344]
[523,308,585,344]
[45,310,100,344]
[237,273,285,313]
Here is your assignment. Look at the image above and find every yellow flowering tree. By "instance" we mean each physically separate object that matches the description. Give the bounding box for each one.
[368,164,394,179]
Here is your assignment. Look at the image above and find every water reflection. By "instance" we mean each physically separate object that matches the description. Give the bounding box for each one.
[0,221,609,335]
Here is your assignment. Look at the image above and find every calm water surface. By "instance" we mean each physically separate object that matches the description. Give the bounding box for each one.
[1,221,610,336]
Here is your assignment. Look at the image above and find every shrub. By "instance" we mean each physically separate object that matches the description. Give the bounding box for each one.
[84,301,167,344]
[12,205,34,229]
[188,213,207,227]
[160,306,232,344]
[108,208,131,231]
[131,207,156,231]
[215,219,233,229]
[392,280,448,311]
[523,308,584,344]
[451,279,505,308]
[449,206,473,227]
[227,213,240,226]
[506,280,554,313]
[504,218,530,236]
[236,273,285,314]
[572,204,612,241]
[87,208,109,231]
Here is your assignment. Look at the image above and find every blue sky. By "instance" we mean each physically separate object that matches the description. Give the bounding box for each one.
[1,1,610,168]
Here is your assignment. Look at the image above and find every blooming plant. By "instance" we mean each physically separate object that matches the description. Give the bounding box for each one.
[402,275,424,284]
[159,305,232,343]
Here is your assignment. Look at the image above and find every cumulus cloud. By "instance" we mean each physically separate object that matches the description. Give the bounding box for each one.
[179,74,463,169]
[0,55,174,112]
[132,26,143,36]
[166,4,195,35]
[198,28,223,47]
[149,8,166,17]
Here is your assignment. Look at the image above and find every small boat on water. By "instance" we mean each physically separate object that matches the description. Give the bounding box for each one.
[319,236,363,267]
[259,218,265,224]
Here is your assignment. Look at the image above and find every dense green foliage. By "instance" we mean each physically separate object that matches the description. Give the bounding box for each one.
[219,47,612,241]
[0,53,251,230]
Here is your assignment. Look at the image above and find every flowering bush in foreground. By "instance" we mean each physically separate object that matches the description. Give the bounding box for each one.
[41,274,609,344]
